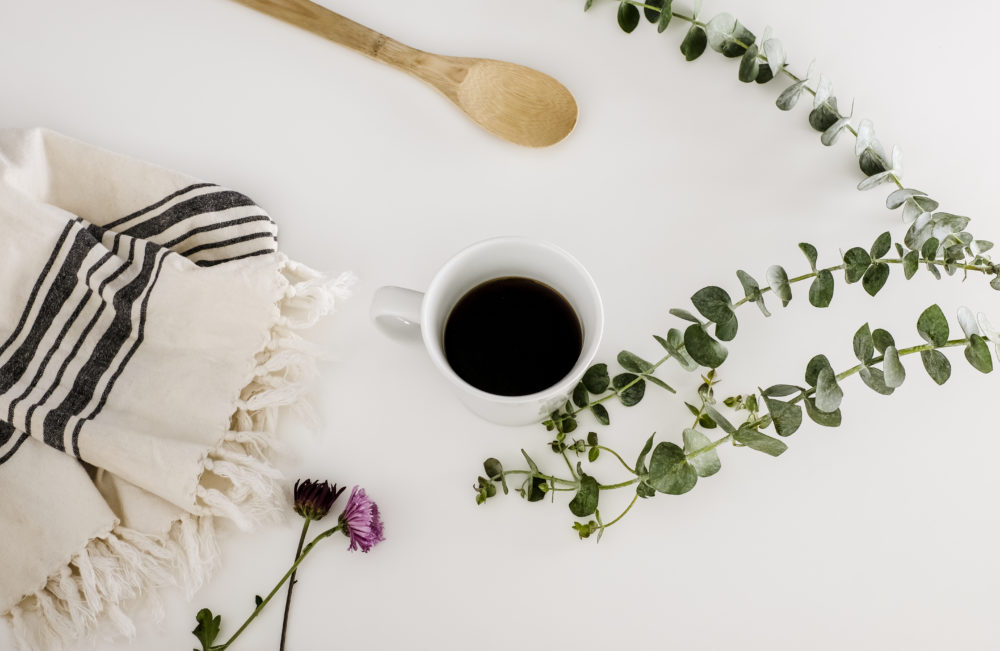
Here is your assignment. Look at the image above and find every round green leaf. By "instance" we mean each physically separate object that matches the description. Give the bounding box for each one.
[613,373,646,406]
[572,382,589,408]
[799,243,819,271]
[738,44,760,82]
[815,367,843,413]
[853,323,874,364]
[680,25,708,61]
[872,328,895,354]
[917,305,949,347]
[617,1,641,33]
[965,334,993,374]
[805,354,833,387]
[776,79,808,111]
[682,428,721,477]
[761,394,802,437]
[808,99,840,132]
[684,324,728,368]
[920,349,951,385]
[733,424,787,457]
[691,286,734,324]
[715,314,739,342]
[591,403,611,425]
[809,269,834,308]
[657,0,674,32]
[883,345,905,388]
[643,0,664,23]
[582,363,610,394]
[862,262,890,296]
[568,474,599,517]
[902,250,919,279]
[647,442,698,494]
[859,367,894,395]
[766,265,792,306]
[618,350,654,374]
[635,433,655,474]
[870,231,892,259]
[843,247,872,283]
[803,397,842,427]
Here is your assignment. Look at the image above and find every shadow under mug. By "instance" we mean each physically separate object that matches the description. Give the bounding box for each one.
[370,237,604,426]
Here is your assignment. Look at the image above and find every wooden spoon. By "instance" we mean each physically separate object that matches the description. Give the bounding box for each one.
[232,0,578,147]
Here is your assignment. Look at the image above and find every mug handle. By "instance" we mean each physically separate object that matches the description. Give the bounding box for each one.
[370,286,424,340]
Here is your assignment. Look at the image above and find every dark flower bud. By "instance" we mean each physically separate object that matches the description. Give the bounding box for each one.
[293,479,345,521]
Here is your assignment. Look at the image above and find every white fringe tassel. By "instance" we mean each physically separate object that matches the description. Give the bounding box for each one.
[5,259,353,651]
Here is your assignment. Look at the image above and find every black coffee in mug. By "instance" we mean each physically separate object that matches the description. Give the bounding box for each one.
[443,276,583,396]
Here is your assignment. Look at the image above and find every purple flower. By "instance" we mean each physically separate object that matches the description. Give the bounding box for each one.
[293,480,345,521]
[338,486,385,553]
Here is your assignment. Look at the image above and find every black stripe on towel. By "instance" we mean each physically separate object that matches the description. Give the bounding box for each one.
[122,190,268,240]
[163,214,274,249]
[103,182,217,230]
[195,248,275,267]
[180,232,277,258]
[0,427,29,466]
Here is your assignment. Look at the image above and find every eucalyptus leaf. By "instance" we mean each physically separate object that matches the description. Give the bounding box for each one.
[521,449,539,474]
[635,433,655,474]
[763,37,785,74]
[613,373,646,406]
[582,363,610,394]
[591,403,611,425]
[737,269,770,317]
[855,118,874,155]
[883,345,905,388]
[805,354,833,387]
[681,24,708,61]
[683,428,721,477]
[965,334,993,374]
[670,308,703,323]
[761,393,802,436]
[617,1,641,33]
[799,243,818,272]
[921,237,940,261]
[814,367,843,413]
[572,382,588,408]
[684,324,729,368]
[755,64,774,84]
[762,384,803,398]
[691,286,734,324]
[706,13,755,57]
[842,247,871,283]
[859,366,894,395]
[809,270,834,308]
[568,474,600,517]
[738,44,760,82]
[526,476,547,502]
[853,323,874,364]
[920,349,951,385]
[862,262,890,296]
[766,265,792,306]
[803,397,842,427]
[916,304,949,347]
[643,0,664,23]
[776,79,808,110]
[733,424,787,457]
[715,314,739,342]
[702,404,736,434]
[645,375,675,393]
[820,118,852,146]
[618,350,655,374]
[808,98,840,132]
[872,328,895,354]
[657,0,674,32]
[902,250,919,279]
[870,231,892,259]
[647,442,698,494]
[859,145,888,177]
[886,188,927,210]
[957,306,981,338]
[812,75,832,107]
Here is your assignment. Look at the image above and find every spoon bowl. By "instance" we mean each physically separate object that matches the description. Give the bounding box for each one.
[233,0,578,147]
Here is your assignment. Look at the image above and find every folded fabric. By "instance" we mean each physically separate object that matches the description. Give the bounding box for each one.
[0,128,352,649]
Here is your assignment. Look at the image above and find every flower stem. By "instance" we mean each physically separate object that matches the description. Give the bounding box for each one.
[278,517,312,651]
[215,525,341,651]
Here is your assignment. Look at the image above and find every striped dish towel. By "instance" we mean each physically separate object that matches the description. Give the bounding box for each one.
[0,128,353,649]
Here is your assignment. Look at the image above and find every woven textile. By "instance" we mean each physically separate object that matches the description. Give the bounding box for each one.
[0,128,351,649]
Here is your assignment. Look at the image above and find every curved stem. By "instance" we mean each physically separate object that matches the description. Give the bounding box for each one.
[601,493,640,529]
[216,525,342,650]
[599,478,639,490]
[596,445,638,474]
[278,517,312,651]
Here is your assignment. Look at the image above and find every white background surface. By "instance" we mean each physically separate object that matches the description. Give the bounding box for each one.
[2,0,999,649]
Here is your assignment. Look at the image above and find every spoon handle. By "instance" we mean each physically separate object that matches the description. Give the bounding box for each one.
[231,0,421,69]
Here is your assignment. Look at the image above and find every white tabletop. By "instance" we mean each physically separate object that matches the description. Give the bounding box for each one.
[2,0,999,649]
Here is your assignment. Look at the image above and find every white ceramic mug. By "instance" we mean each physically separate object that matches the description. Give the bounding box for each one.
[371,237,604,426]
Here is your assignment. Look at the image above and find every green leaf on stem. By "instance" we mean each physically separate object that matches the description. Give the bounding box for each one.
[684,324,728,368]
[883,345,906,388]
[766,265,792,306]
[903,250,919,279]
[738,43,760,82]
[613,373,646,406]
[526,476,547,502]
[803,397,842,427]
[736,269,770,317]
[582,363,610,394]
[921,237,940,260]
[670,308,702,323]
[617,1,641,33]
[761,393,802,436]
[965,334,994,373]
[862,262,890,296]
[618,350,654,374]
[755,64,774,84]
[843,247,872,283]
[702,404,736,434]
[715,314,739,342]
[799,243,819,272]
[815,367,843,412]
[706,13,755,57]
[733,424,787,456]
[853,323,874,363]
[809,270,834,308]
[484,458,508,494]
[917,305,949,346]
[644,0,664,23]
[859,367,894,395]
[572,382,588,408]
[680,25,708,61]
[647,442,698,494]
[808,98,841,132]
[591,403,611,425]
[193,608,221,651]
[657,0,674,32]
[776,79,809,110]
[635,433,655,474]
[645,375,676,393]
[568,474,600,517]
[682,428,721,477]
[805,354,833,387]
[870,231,892,259]
[691,286,734,324]
[872,328,895,353]
[920,349,951,385]
[762,384,803,398]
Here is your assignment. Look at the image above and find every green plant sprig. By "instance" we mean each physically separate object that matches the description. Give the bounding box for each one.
[477,303,993,539]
